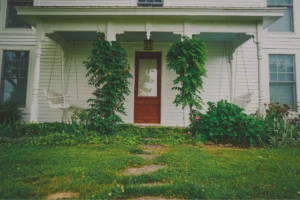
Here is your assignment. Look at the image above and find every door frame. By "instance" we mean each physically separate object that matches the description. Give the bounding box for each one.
[134,51,162,124]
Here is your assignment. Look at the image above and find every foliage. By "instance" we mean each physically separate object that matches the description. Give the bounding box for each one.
[189,100,264,147]
[265,118,300,148]
[0,100,22,125]
[265,102,290,121]
[166,35,207,122]
[84,32,132,134]
[0,122,192,147]
[1,145,300,199]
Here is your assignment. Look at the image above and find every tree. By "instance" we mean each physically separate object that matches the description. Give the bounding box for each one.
[166,35,207,123]
[84,32,132,133]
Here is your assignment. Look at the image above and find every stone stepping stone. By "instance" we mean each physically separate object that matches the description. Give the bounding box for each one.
[46,192,78,200]
[124,165,166,176]
[137,154,159,160]
[138,144,168,154]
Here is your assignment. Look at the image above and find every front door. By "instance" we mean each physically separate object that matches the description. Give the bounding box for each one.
[134,52,161,124]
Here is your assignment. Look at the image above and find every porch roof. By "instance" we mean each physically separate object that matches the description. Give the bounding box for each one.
[17,6,285,28]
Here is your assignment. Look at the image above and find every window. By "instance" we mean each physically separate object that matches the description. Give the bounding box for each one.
[1,51,29,106]
[269,54,296,108]
[137,0,163,6]
[267,0,293,32]
[5,0,33,28]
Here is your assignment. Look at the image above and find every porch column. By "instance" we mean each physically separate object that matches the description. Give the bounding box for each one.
[228,54,234,103]
[183,21,195,126]
[256,22,265,115]
[30,40,42,122]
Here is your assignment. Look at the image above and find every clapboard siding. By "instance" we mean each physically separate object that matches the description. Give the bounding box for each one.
[36,0,263,7]
[165,0,263,7]
[37,0,132,6]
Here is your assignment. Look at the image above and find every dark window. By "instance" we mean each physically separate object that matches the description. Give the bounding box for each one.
[6,0,33,28]
[269,54,296,108]
[137,0,163,7]
[267,0,294,32]
[1,51,29,106]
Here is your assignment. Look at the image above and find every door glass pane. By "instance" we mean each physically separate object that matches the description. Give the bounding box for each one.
[138,59,158,97]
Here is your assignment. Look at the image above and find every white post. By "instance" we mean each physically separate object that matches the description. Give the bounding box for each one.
[228,54,234,103]
[256,22,265,115]
[106,20,116,41]
[30,41,42,122]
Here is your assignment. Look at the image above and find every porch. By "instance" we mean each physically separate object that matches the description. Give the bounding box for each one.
[16,6,285,125]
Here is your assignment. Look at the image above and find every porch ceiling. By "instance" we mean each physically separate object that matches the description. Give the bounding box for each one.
[56,31,241,44]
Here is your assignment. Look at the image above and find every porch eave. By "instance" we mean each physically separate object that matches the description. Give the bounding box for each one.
[16,6,285,28]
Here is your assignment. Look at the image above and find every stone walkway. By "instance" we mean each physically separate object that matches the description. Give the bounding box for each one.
[46,144,172,200]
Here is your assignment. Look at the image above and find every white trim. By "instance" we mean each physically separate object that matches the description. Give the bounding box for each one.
[264,50,300,110]
[0,45,36,110]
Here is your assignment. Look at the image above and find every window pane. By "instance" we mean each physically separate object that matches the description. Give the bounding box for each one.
[269,64,277,72]
[278,64,285,72]
[138,59,158,97]
[1,51,29,106]
[270,83,295,108]
[270,73,278,81]
[2,79,28,105]
[6,0,33,28]
[278,73,286,81]
[268,7,293,32]
[286,73,294,82]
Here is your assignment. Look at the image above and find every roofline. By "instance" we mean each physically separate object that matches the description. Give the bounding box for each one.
[16,6,285,17]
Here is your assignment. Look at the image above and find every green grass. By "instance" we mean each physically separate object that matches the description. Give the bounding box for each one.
[0,144,299,199]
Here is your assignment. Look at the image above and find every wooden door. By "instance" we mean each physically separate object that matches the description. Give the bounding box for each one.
[134,52,161,124]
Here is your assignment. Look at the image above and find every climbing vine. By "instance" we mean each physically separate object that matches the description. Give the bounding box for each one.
[166,35,207,122]
[84,32,132,133]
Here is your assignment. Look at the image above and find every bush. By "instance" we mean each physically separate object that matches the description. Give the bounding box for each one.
[190,100,264,147]
[0,100,22,125]
[262,102,300,148]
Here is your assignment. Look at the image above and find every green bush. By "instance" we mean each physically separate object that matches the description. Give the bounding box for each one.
[0,100,22,125]
[190,100,264,147]
[262,102,300,148]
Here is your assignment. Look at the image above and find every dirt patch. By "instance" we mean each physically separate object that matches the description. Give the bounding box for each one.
[46,192,78,200]
[130,197,178,200]
[138,144,168,154]
[137,154,159,160]
[124,165,166,176]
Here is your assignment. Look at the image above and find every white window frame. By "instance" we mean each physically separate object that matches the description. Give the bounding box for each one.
[0,46,35,111]
[264,50,300,110]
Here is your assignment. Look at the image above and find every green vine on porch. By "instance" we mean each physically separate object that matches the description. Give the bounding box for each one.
[84,32,132,133]
[166,35,208,123]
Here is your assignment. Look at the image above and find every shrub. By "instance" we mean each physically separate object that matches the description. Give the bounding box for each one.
[190,100,264,147]
[13,122,74,137]
[0,100,22,125]
[84,32,132,134]
[166,35,207,122]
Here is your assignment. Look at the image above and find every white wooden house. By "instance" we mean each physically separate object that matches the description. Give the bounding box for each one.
[0,0,299,126]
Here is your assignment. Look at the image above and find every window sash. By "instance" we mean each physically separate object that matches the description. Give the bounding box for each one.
[1,51,29,106]
[267,0,294,32]
[5,0,33,28]
[269,54,296,108]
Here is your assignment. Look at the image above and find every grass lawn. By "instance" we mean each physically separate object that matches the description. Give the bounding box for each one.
[0,144,299,199]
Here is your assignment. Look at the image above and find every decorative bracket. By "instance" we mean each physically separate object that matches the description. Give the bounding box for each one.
[145,21,152,40]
